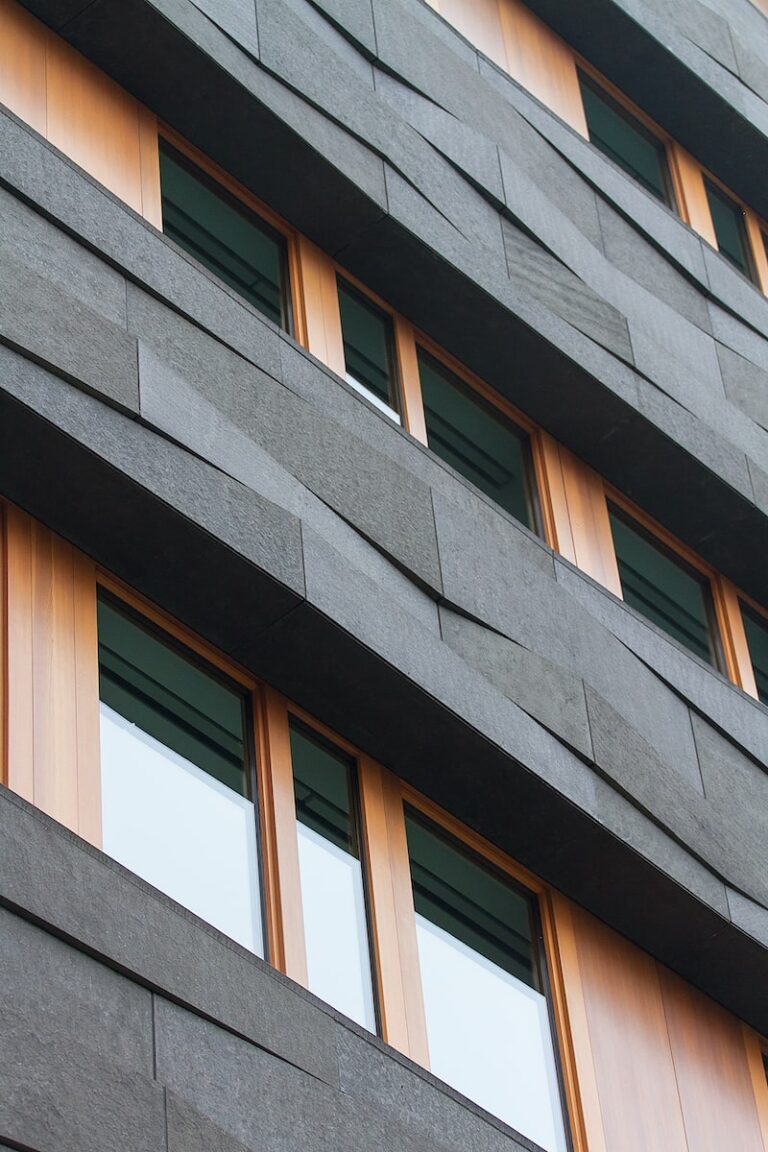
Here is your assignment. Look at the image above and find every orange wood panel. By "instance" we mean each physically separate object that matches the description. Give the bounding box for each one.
[438,0,507,68]
[572,904,689,1152]
[358,757,412,1054]
[4,504,99,837]
[499,0,587,134]
[295,236,346,374]
[394,317,428,444]
[536,433,577,561]
[660,968,766,1152]
[742,1026,768,1150]
[382,773,430,1066]
[260,689,308,983]
[671,144,718,246]
[745,212,768,294]
[715,577,759,699]
[0,0,47,135]
[549,894,607,1152]
[138,106,162,228]
[46,33,144,213]
[4,503,35,804]
[558,447,622,596]
[0,505,6,790]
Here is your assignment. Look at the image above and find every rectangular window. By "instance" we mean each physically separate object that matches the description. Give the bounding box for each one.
[742,604,768,706]
[418,349,538,531]
[97,594,263,953]
[704,179,757,282]
[578,72,674,207]
[337,278,401,421]
[405,812,567,1151]
[159,139,291,329]
[289,720,377,1031]
[608,506,720,667]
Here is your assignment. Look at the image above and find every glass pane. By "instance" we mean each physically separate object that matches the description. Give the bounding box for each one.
[579,74,672,205]
[159,141,288,328]
[609,508,718,666]
[98,597,263,954]
[742,604,768,706]
[290,723,376,1031]
[705,180,755,281]
[418,350,536,530]
[406,814,567,1152]
[338,279,400,416]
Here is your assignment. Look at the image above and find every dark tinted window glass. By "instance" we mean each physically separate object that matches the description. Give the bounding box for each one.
[159,141,289,329]
[579,73,673,205]
[337,279,399,413]
[98,596,248,795]
[406,813,536,986]
[418,350,537,530]
[290,723,359,857]
[742,605,768,706]
[705,180,755,281]
[609,507,719,666]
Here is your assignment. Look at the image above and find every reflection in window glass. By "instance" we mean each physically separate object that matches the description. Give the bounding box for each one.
[742,604,768,705]
[337,279,400,419]
[406,814,567,1152]
[159,141,289,328]
[705,180,756,282]
[290,722,376,1031]
[418,350,537,530]
[608,507,719,666]
[578,72,673,206]
[98,596,263,953]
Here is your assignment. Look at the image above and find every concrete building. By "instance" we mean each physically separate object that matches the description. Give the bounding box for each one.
[1,0,767,1148]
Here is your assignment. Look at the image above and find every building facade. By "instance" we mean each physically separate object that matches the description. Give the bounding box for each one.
[1,0,768,1149]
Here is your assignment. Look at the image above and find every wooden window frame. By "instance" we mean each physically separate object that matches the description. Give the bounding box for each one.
[156,124,305,338]
[700,167,768,293]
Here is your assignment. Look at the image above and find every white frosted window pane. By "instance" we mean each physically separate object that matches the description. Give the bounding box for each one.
[416,915,566,1152]
[100,703,263,954]
[297,822,375,1031]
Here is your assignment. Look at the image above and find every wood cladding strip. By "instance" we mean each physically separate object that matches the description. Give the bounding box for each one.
[557,448,622,596]
[4,503,99,838]
[661,969,767,1152]
[498,0,587,134]
[296,236,346,376]
[0,0,46,133]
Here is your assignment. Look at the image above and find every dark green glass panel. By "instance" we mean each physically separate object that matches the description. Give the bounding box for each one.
[290,722,358,857]
[97,597,248,795]
[705,180,755,281]
[337,280,399,411]
[579,73,672,205]
[609,508,718,666]
[405,812,536,988]
[418,350,536,529]
[159,142,288,328]
[742,605,768,706]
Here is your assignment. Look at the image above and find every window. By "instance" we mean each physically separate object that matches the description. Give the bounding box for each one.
[578,71,675,207]
[608,506,720,667]
[406,811,568,1151]
[337,278,401,421]
[289,720,377,1030]
[97,593,264,953]
[742,604,768,706]
[704,179,757,282]
[418,349,538,531]
[158,139,291,329]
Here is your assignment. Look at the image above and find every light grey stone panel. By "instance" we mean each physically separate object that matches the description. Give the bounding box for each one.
[439,607,593,760]
[0,907,153,1074]
[727,888,768,949]
[0,1004,166,1152]
[0,787,339,1085]
[191,0,260,56]
[717,343,768,432]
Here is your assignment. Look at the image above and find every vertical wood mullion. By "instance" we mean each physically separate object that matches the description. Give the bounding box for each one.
[295,235,346,375]
[558,448,622,597]
[670,144,718,246]
[716,577,759,698]
[259,688,308,983]
[745,212,768,295]
[394,318,428,444]
[138,106,162,229]
[535,432,576,560]
[742,1026,768,1150]
[379,772,430,1066]
[5,502,35,804]
[73,549,100,845]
